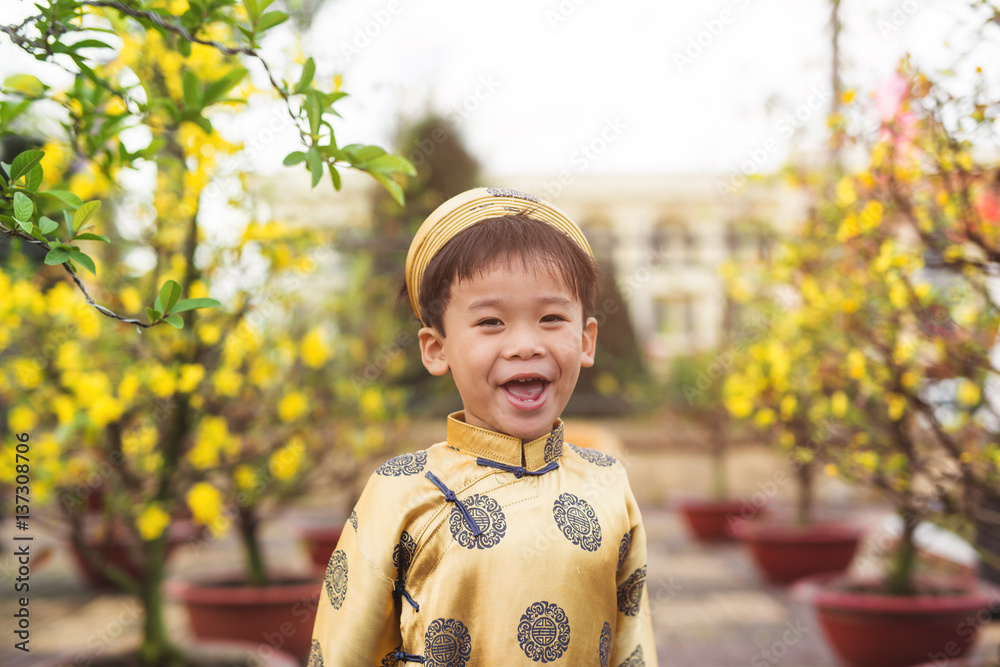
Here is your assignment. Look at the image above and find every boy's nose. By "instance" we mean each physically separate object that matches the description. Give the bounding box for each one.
[503,325,545,359]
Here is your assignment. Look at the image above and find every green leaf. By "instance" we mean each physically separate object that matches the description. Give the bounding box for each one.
[145,307,162,324]
[44,246,72,266]
[368,171,405,207]
[256,10,288,32]
[306,146,323,188]
[203,67,248,106]
[343,144,386,164]
[164,314,184,328]
[283,151,306,166]
[16,217,31,234]
[182,69,202,109]
[71,38,113,50]
[295,58,315,94]
[170,297,221,314]
[69,249,96,275]
[10,150,43,184]
[73,200,101,229]
[64,210,75,236]
[305,91,321,137]
[43,189,84,210]
[74,232,110,242]
[329,165,341,190]
[158,279,182,314]
[363,154,417,176]
[242,0,260,22]
[3,74,45,96]
[39,216,58,235]
[13,192,33,222]
[23,163,43,192]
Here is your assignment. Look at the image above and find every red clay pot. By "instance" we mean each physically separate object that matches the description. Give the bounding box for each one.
[792,572,1000,667]
[298,524,343,571]
[33,639,300,666]
[740,521,863,585]
[166,574,322,661]
[677,499,751,542]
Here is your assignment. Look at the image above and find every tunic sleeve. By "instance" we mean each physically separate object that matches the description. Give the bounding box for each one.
[308,472,406,666]
[611,475,658,667]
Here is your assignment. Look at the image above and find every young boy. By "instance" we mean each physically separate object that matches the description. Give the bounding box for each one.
[309,187,656,666]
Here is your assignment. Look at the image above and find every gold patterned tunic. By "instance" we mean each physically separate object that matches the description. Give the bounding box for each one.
[309,412,657,667]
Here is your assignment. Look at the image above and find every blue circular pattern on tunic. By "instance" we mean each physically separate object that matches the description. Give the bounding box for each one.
[424,618,472,667]
[552,493,602,552]
[569,443,616,467]
[617,565,646,617]
[517,601,570,663]
[618,645,645,667]
[376,451,428,476]
[543,423,564,463]
[380,648,399,666]
[599,622,612,667]
[617,531,632,570]
[349,510,358,532]
[324,549,348,609]
[307,639,323,667]
[393,530,416,578]
[449,494,507,550]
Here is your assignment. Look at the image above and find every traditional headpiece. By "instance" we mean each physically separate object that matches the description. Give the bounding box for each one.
[404,187,594,324]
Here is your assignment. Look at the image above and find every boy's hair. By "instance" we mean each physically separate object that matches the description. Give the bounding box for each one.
[399,213,599,335]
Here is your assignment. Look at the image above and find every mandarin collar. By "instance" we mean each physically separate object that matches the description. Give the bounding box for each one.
[446,411,565,471]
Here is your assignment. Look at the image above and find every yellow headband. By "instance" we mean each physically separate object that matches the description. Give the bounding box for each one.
[405,187,594,324]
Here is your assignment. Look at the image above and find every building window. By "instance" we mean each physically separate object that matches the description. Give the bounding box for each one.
[655,295,695,336]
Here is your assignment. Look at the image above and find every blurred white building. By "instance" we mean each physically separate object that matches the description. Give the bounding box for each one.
[250,171,810,371]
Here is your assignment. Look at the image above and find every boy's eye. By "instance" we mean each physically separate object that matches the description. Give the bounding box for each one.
[477,318,503,327]
[541,314,566,323]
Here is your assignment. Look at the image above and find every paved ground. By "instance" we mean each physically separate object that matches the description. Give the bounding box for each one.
[2,503,999,666]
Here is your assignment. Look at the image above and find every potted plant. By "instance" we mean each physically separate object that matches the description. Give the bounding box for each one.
[0,1,413,664]
[783,59,1000,667]
[664,350,748,541]
[721,229,865,584]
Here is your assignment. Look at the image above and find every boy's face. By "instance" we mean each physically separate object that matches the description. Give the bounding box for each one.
[418,261,598,442]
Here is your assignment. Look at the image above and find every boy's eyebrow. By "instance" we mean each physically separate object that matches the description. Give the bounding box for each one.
[466,295,574,311]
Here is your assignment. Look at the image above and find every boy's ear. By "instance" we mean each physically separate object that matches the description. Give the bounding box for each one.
[580,316,598,368]
[418,326,449,376]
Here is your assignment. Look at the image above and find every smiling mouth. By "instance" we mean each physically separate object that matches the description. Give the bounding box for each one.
[502,377,549,403]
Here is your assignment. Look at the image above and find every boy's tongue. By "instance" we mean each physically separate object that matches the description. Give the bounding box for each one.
[504,379,546,401]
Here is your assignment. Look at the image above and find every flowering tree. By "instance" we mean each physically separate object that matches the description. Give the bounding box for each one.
[725,56,1000,594]
[0,1,414,664]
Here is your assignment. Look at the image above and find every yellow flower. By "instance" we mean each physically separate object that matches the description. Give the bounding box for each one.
[52,395,76,424]
[859,201,883,231]
[56,342,82,373]
[278,390,308,423]
[212,367,242,397]
[753,408,775,428]
[178,364,205,393]
[824,463,838,477]
[360,387,384,419]
[957,380,980,406]
[959,451,973,464]
[852,450,878,472]
[118,372,140,404]
[136,504,171,541]
[12,359,43,389]
[269,435,305,481]
[836,177,857,207]
[780,394,797,420]
[198,324,222,346]
[831,391,848,417]
[120,287,143,313]
[9,405,36,432]
[123,426,156,457]
[89,395,123,428]
[235,465,258,491]
[187,482,224,526]
[847,349,865,380]
[724,395,753,419]
[594,373,619,396]
[841,89,856,104]
[149,365,176,397]
[901,371,918,389]
[301,327,332,368]
[887,393,907,421]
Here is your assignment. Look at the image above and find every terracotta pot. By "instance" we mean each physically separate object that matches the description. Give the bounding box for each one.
[166,573,323,661]
[33,639,300,666]
[677,499,751,542]
[740,521,863,585]
[68,519,201,589]
[297,524,344,571]
[791,572,1000,667]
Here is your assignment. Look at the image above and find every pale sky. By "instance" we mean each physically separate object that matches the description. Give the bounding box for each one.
[2,0,997,179]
